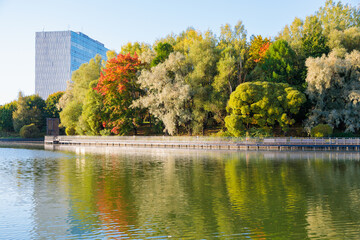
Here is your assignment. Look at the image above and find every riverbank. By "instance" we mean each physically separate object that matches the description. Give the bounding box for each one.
[0,138,44,149]
[45,136,360,151]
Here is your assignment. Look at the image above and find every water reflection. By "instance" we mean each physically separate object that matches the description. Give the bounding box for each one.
[1,146,360,239]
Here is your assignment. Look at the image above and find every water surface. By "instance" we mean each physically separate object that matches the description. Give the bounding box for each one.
[1,145,360,239]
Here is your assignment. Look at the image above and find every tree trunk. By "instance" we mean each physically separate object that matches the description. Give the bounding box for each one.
[229,81,233,94]
[149,113,152,128]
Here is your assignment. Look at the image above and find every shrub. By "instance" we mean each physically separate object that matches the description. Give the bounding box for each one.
[225,81,306,137]
[19,123,40,138]
[211,130,233,137]
[100,129,112,136]
[65,127,76,136]
[310,124,333,137]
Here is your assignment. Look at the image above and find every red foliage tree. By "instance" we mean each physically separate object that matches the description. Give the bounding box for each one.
[254,42,271,63]
[94,53,143,135]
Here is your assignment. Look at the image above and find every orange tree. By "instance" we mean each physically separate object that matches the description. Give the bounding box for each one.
[94,53,143,135]
[245,35,271,71]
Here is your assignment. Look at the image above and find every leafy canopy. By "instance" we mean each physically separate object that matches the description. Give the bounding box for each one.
[225,81,306,136]
[94,53,143,135]
[305,50,360,133]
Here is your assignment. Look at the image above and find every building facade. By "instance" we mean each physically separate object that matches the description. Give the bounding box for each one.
[35,31,108,100]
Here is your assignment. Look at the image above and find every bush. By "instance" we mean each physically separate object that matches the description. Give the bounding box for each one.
[310,124,333,137]
[225,82,306,137]
[65,127,76,136]
[100,129,112,136]
[19,123,40,138]
[331,131,360,138]
[211,130,233,137]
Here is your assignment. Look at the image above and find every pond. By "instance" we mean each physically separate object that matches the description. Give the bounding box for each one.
[1,145,360,239]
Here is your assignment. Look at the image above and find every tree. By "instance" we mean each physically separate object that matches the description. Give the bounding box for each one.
[120,42,151,56]
[245,35,271,72]
[132,52,191,135]
[0,101,17,132]
[12,92,46,133]
[45,91,64,118]
[302,16,330,58]
[214,21,248,91]
[59,55,103,135]
[277,17,304,55]
[328,27,360,54]
[173,28,203,55]
[94,53,143,135]
[225,82,306,136]
[186,32,219,134]
[151,42,174,67]
[260,40,302,86]
[305,50,360,133]
[317,0,360,37]
[210,21,248,125]
[77,80,104,135]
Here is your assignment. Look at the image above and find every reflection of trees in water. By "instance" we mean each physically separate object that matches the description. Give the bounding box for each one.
[35,146,360,238]
[223,151,360,238]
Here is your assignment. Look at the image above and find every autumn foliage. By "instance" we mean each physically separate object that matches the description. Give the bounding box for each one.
[254,41,271,63]
[246,35,271,69]
[94,53,143,135]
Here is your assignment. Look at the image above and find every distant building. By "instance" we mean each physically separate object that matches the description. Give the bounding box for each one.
[35,31,108,100]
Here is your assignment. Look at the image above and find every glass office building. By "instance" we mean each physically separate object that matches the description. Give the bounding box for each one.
[35,31,108,100]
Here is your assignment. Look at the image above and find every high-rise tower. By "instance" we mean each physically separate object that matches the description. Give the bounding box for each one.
[35,31,108,99]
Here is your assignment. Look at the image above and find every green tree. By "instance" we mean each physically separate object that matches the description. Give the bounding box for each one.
[205,21,248,126]
[305,50,360,133]
[214,21,247,95]
[0,101,17,132]
[12,92,46,133]
[59,55,103,135]
[317,0,360,37]
[186,32,219,134]
[328,27,360,55]
[77,80,104,135]
[173,28,203,55]
[45,91,64,118]
[302,16,330,58]
[260,40,302,86]
[19,123,40,138]
[120,42,151,56]
[151,42,174,67]
[277,17,304,55]
[225,82,306,136]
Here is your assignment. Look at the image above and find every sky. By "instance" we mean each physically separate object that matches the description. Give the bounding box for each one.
[0,0,359,105]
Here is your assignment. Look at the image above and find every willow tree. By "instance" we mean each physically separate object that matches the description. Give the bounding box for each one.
[305,50,360,133]
[225,82,306,137]
[132,52,191,135]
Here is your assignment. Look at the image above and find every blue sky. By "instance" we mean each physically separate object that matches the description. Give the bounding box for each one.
[0,0,359,105]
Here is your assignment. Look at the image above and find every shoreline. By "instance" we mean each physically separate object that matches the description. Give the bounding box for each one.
[0,138,45,149]
[45,136,360,152]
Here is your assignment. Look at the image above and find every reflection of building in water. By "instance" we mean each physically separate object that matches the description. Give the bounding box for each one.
[31,160,69,238]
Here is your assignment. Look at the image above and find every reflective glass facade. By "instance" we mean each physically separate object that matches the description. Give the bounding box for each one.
[35,31,108,100]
